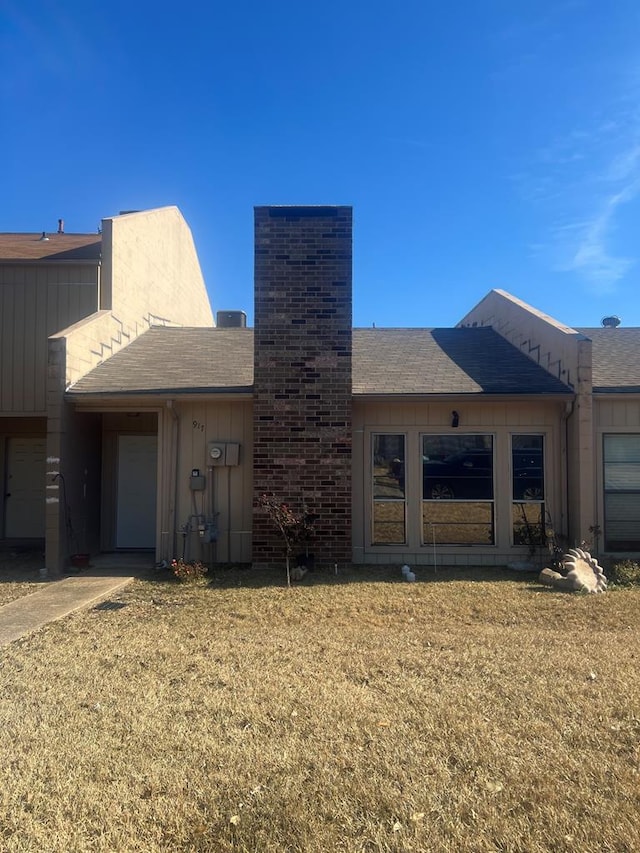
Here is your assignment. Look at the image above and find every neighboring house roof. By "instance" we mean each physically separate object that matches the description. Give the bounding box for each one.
[577,327,640,393]
[67,326,572,398]
[0,232,101,261]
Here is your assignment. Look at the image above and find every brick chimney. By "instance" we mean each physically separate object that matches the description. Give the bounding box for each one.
[252,206,353,567]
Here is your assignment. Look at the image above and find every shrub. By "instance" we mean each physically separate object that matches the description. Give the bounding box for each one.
[611,560,640,587]
[171,558,208,582]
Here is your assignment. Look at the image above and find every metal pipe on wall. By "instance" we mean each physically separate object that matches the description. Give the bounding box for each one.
[166,400,179,561]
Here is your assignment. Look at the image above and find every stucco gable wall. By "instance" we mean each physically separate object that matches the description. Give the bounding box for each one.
[56,207,214,389]
[100,207,213,328]
[460,289,597,545]
[459,289,588,392]
[50,310,145,388]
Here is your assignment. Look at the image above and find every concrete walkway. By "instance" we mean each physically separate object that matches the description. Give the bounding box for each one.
[0,575,135,648]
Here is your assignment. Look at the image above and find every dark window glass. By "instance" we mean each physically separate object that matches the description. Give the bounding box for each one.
[423,435,493,501]
[511,435,545,547]
[512,435,544,501]
[422,435,494,545]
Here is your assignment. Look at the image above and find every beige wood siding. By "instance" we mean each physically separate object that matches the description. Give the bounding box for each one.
[353,399,566,566]
[0,263,98,414]
[173,400,253,563]
[594,398,640,429]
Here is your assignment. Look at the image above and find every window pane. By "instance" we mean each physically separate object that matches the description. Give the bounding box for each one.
[605,493,640,550]
[512,502,545,548]
[604,435,640,550]
[373,501,406,544]
[604,463,640,490]
[423,501,494,545]
[512,435,544,501]
[423,435,493,500]
[373,434,405,499]
[604,434,640,463]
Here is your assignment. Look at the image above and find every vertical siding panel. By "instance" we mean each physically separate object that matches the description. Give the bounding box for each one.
[612,404,626,428]
[1,281,15,411]
[23,276,36,411]
[1,262,97,418]
[177,402,192,553]
[34,274,48,411]
[45,265,57,335]
[239,401,253,561]
[57,284,70,334]
[13,272,26,412]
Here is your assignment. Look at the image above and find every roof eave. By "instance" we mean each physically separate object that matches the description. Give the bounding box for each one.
[592,388,640,395]
[353,391,574,402]
[66,387,254,403]
[0,258,101,265]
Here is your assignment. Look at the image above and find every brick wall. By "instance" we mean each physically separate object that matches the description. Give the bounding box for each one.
[252,206,353,567]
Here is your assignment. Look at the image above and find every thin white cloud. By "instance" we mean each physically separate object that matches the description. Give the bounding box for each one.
[560,180,640,293]
[518,99,640,294]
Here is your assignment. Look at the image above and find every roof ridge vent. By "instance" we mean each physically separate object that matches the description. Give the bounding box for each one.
[601,315,621,328]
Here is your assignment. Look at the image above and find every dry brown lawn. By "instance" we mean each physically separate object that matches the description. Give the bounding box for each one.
[0,549,48,607]
[1,565,639,852]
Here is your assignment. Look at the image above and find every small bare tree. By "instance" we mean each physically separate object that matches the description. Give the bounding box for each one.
[258,494,316,586]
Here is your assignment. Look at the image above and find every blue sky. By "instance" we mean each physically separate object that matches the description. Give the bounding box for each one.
[3,1,640,328]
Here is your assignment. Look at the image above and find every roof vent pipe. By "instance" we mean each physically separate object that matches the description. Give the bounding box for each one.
[39,231,49,241]
[601,315,621,328]
[57,218,64,234]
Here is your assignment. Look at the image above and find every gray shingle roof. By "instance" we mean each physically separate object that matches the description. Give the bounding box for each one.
[68,326,571,397]
[353,328,570,394]
[577,327,640,392]
[69,328,254,395]
[0,233,101,261]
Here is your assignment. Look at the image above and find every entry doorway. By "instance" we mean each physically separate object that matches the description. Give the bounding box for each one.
[4,436,46,538]
[116,434,157,548]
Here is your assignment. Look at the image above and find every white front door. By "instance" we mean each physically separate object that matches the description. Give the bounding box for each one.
[116,435,157,548]
[4,436,46,538]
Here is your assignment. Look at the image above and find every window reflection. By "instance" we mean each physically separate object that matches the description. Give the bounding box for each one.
[372,434,406,544]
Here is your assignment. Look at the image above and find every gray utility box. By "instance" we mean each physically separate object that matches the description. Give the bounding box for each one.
[207,442,240,467]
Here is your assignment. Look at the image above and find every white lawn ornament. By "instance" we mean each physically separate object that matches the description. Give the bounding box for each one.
[539,548,607,593]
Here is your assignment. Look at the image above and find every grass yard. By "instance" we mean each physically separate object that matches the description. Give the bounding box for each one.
[0,565,639,852]
[0,549,48,607]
